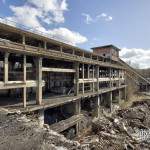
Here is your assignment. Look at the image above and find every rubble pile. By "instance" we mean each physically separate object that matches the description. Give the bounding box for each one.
[1,99,150,150]
[81,99,150,150]
[0,109,82,150]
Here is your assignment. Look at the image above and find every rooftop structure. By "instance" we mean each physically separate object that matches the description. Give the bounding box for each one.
[92,44,120,61]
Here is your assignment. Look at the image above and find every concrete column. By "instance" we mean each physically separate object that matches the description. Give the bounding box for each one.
[38,109,44,127]
[118,90,121,104]
[72,50,75,55]
[44,41,47,49]
[96,95,100,118]
[22,34,25,45]
[75,99,81,134]
[4,52,9,83]
[96,66,99,92]
[87,64,90,79]
[82,64,84,94]
[75,99,81,114]
[74,62,79,96]
[82,52,84,57]
[118,69,121,87]
[23,55,27,108]
[60,46,63,52]
[110,91,112,112]
[124,87,127,100]
[109,67,111,88]
[23,55,26,82]
[36,57,43,105]
[92,65,94,92]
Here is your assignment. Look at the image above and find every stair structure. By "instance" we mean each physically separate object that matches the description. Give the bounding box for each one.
[119,58,150,92]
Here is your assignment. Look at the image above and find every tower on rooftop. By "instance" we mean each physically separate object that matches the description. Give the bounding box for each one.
[91,44,120,61]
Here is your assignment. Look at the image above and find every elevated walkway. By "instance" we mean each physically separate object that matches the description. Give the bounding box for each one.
[119,58,150,91]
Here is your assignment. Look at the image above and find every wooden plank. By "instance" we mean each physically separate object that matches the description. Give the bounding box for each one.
[42,67,75,73]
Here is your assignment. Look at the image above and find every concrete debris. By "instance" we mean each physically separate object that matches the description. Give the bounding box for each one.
[80,99,150,150]
[1,99,150,150]
[0,109,83,150]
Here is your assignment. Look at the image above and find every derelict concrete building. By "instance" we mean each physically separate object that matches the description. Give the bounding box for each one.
[0,20,129,136]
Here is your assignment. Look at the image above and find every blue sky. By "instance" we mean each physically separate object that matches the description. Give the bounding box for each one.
[0,0,150,68]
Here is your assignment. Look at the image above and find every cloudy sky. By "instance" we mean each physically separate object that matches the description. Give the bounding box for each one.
[0,0,150,69]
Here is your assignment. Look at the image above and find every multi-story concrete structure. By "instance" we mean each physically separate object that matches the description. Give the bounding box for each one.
[0,21,127,137]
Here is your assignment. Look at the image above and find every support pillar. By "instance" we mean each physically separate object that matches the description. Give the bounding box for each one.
[60,46,63,52]
[36,57,43,105]
[4,52,9,83]
[74,62,79,96]
[92,65,95,92]
[22,34,26,45]
[109,67,112,88]
[82,64,84,94]
[23,55,27,108]
[38,109,44,127]
[87,64,90,79]
[72,50,75,55]
[96,66,99,92]
[110,91,112,112]
[124,87,127,100]
[75,99,81,134]
[118,90,121,104]
[75,100,81,114]
[96,95,100,118]
[44,41,47,49]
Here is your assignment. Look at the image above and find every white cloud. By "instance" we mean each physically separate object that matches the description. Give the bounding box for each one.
[100,13,107,17]
[9,5,42,28]
[48,27,87,45]
[120,48,150,69]
[82,12,113,24]
[2,0,87,46]
[82,13,93,24]
[27,0,68,24]
[96,13,113,22]
[105,16,113,21]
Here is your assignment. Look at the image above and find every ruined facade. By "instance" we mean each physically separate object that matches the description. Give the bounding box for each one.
[0,22,127,137]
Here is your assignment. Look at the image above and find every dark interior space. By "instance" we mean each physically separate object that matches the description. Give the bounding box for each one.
[61,125,76,139]
[8,54,24,81]
[0,29,22,43]
[81,97,97,118]
[44,103,75,125]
